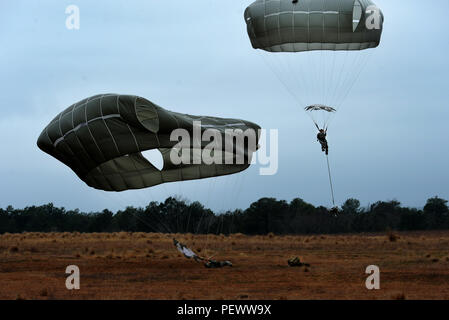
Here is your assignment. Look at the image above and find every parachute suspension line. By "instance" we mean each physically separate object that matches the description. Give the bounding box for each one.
[335,50,373,109]
[306,111,320,131]
[309,52,321,104]
[201,177,222,255]
[324,51,337,107]
[135,189,174,234]
[233,172,247,221]
[296,52,315,103]
[285,53,311,104]
[334,50,357,104]
[201,175,224,255]
[279,53,309,106]
[326,154,336,207]
[195,178,216,235]
[276,55,303,105]
[327,50,349,107]
[326,50,373,130]
[202,171,245,253]
[184,176,213,234]
[184,198,193,234]
[333,51,364,107]
[102,190,173,234]
[344,52,368,101]
[321,49,327,107]
[260,53,304,107]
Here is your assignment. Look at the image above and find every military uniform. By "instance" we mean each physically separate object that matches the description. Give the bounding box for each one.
[317,131,328,155]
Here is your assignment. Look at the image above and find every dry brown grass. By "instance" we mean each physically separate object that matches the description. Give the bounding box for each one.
[0,231,449,299]
[387,231,400,242]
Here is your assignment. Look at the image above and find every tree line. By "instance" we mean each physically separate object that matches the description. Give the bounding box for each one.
[0,196,448,235]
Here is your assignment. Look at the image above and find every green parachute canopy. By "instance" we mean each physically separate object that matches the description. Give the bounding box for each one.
[244,0,385,131]
[305,104,337,130]
[244,0,384,53]
[305,104,337,113]
[37,94,260,192]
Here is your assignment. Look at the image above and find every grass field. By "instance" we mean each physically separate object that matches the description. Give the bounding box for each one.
[1,231,449,300]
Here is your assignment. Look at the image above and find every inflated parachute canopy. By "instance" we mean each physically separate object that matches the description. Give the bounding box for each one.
[37,94,260,192]
[305,104,337,112]
[244,0,384,52]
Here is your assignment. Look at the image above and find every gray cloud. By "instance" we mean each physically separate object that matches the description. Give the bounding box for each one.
[1,0,448,212]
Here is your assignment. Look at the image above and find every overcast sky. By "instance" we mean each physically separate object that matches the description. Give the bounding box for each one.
[1,0,448,213]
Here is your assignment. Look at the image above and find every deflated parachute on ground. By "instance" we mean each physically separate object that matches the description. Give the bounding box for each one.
[244,0,384,53]
[37,94,260,191]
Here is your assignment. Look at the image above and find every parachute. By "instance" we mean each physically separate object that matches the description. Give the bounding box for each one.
[244,0,383,53]
[305,104,336,130]
[173,238,203,262]
[305,105,336,113]
[245,0,384,207]
[244,0,384,121]
[37,94,260,192]
[173,238,233,268]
